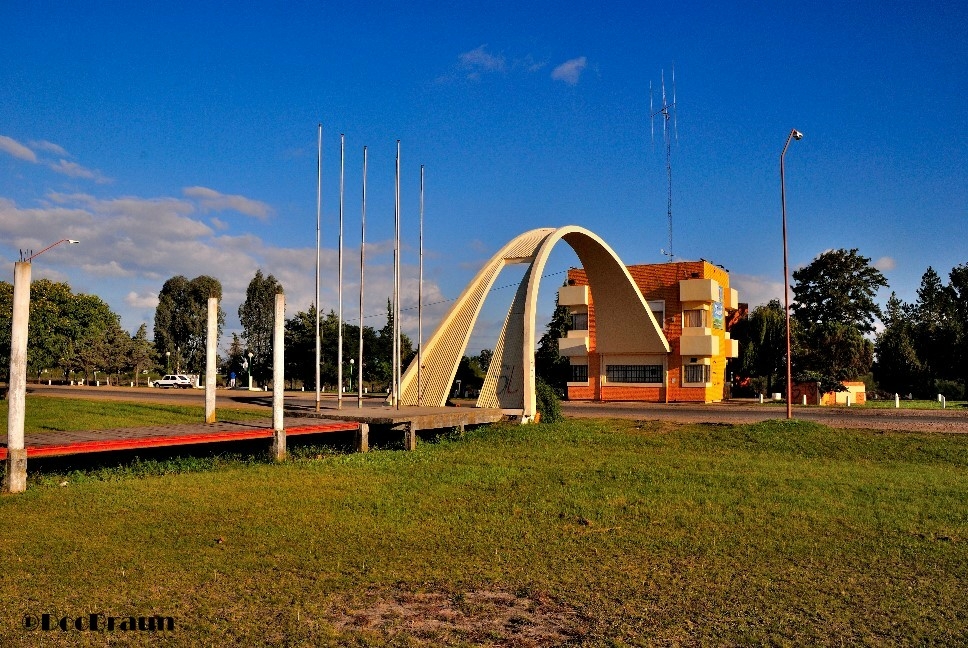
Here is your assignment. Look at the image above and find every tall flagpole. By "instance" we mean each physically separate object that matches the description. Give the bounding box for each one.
[337,134,345,409]
[314,124,322,412]
[390,140,400,407]
[358,146,367,409]
[394,140,402,409]
[418,165,424,407]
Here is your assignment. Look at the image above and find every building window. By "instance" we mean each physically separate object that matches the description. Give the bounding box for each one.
[683,364,711,384]
[683,309,707,328]
[570,312,588,330]
[648,300,665,328]
[606,364,663,384]
[569,364,588,383]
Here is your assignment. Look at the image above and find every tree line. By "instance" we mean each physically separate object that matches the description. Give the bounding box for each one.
[5,252,965,400]
[730,249,968,400]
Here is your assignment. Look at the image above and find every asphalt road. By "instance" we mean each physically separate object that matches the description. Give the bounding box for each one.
[23,384,968,433]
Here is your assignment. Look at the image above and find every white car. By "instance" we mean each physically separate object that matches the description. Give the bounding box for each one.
[154,374,193,389]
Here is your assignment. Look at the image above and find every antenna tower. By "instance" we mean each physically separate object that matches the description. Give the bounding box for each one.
[650,66,677,259]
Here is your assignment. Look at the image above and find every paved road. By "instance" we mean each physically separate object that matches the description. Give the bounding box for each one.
[24,384,968,433]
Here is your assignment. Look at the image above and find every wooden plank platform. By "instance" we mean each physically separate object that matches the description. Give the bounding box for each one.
[287,404,508,430]
[0,418,359,460]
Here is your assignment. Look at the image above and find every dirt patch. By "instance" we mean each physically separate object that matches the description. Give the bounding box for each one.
[327,587,587,646]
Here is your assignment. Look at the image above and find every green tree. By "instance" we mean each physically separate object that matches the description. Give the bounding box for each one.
[948,263,968,390]
[791,248,887,334]
[911,266,958,386]
[153,275,224,373]
[792,249,886,384]
[238,269,283,387]
[737,299,786,394]
[129,323,156,386]
[535,296,570,396]
[874,293,923,395]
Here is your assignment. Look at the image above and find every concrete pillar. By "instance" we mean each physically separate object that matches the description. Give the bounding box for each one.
[357,423,369,453]
[205,297,218,424]
[271,292,286,461]
[895,393,900,408]
[404,421,417,451]
[3,262,31,493]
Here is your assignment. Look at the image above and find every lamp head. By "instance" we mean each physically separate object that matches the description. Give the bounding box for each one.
[792,130,803,140]
[68,239,80,244]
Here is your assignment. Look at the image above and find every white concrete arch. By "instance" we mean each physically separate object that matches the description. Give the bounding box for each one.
[399,226,669,420]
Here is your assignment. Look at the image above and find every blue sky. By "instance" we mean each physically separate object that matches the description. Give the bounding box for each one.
[2,1,966,354]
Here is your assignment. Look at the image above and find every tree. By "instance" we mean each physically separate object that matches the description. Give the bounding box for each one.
[874,293,923,395]
[792,248,887,334]
[153,275,224,374]
[911,266,958,384]
[791,249,886,384]
[129,323,156,386]
[737,299,786,394]
[949,264,968,389]
[535,296,570,396]
[238,269,283,387]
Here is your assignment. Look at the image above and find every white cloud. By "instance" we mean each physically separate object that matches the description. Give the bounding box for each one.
[0,135,38,162]
[47,159,112,184]
[874,256,897,271]
[729,273,784,308]
[551,56,587,85]
[458,45,506,80]
[125,291,159,309]
[183,186,272,220]
[30,140,69,156]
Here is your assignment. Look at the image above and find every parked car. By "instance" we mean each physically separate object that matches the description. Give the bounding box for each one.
[153,374,194,389]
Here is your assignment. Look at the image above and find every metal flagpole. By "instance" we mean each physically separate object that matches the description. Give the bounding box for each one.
[358,146,367,409]
[337,134,345,409]
[418,165,424,407]
[315,124,322,412]
[394,140,402,409]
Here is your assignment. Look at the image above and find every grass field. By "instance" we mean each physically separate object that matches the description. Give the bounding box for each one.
[0,395,270,435]
[1,411,966,645]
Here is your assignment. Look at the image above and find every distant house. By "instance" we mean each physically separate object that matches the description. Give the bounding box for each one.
[559,260,742,403]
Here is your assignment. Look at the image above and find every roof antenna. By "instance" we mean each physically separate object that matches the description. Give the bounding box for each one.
[651,64,678,260]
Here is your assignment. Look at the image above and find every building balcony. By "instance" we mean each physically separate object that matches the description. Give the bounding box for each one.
[679,278,720,303]
[558,334,589,357]
[558,285,589,307]
[679,330,719,356]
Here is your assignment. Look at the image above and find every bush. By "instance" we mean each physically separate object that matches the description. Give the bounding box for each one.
[534,377,563,423]
[933,379,966,401]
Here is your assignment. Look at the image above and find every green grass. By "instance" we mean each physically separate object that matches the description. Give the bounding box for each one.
[863,398,967,409]
[0,395,269,434]
[1,418,966,645]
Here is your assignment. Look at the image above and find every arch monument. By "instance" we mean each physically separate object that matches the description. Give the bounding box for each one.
[397,226,669,421]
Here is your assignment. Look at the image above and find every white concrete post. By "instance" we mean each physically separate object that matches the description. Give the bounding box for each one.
[846,393,851,407]
[802,395,807,406]
[271,292,286,461]
[942,396,946,409]
[205,297,218,424]
[895,393,899,408]
[3,262,31,493]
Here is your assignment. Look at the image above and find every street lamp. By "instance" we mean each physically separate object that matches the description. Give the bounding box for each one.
[4,238,78,493]
[348,358,354,392]
[780,128,803,420]
[166,351,171,373]
[248,352,254,390]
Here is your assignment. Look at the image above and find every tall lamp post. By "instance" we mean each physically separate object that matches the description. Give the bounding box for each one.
[248,352,254,390]
[780,128,803,420]
[3,239,78,493]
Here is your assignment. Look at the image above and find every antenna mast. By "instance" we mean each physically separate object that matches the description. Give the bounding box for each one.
[650,65,677,259]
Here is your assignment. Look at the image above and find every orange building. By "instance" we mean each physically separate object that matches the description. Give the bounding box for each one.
[558,260,741,403]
